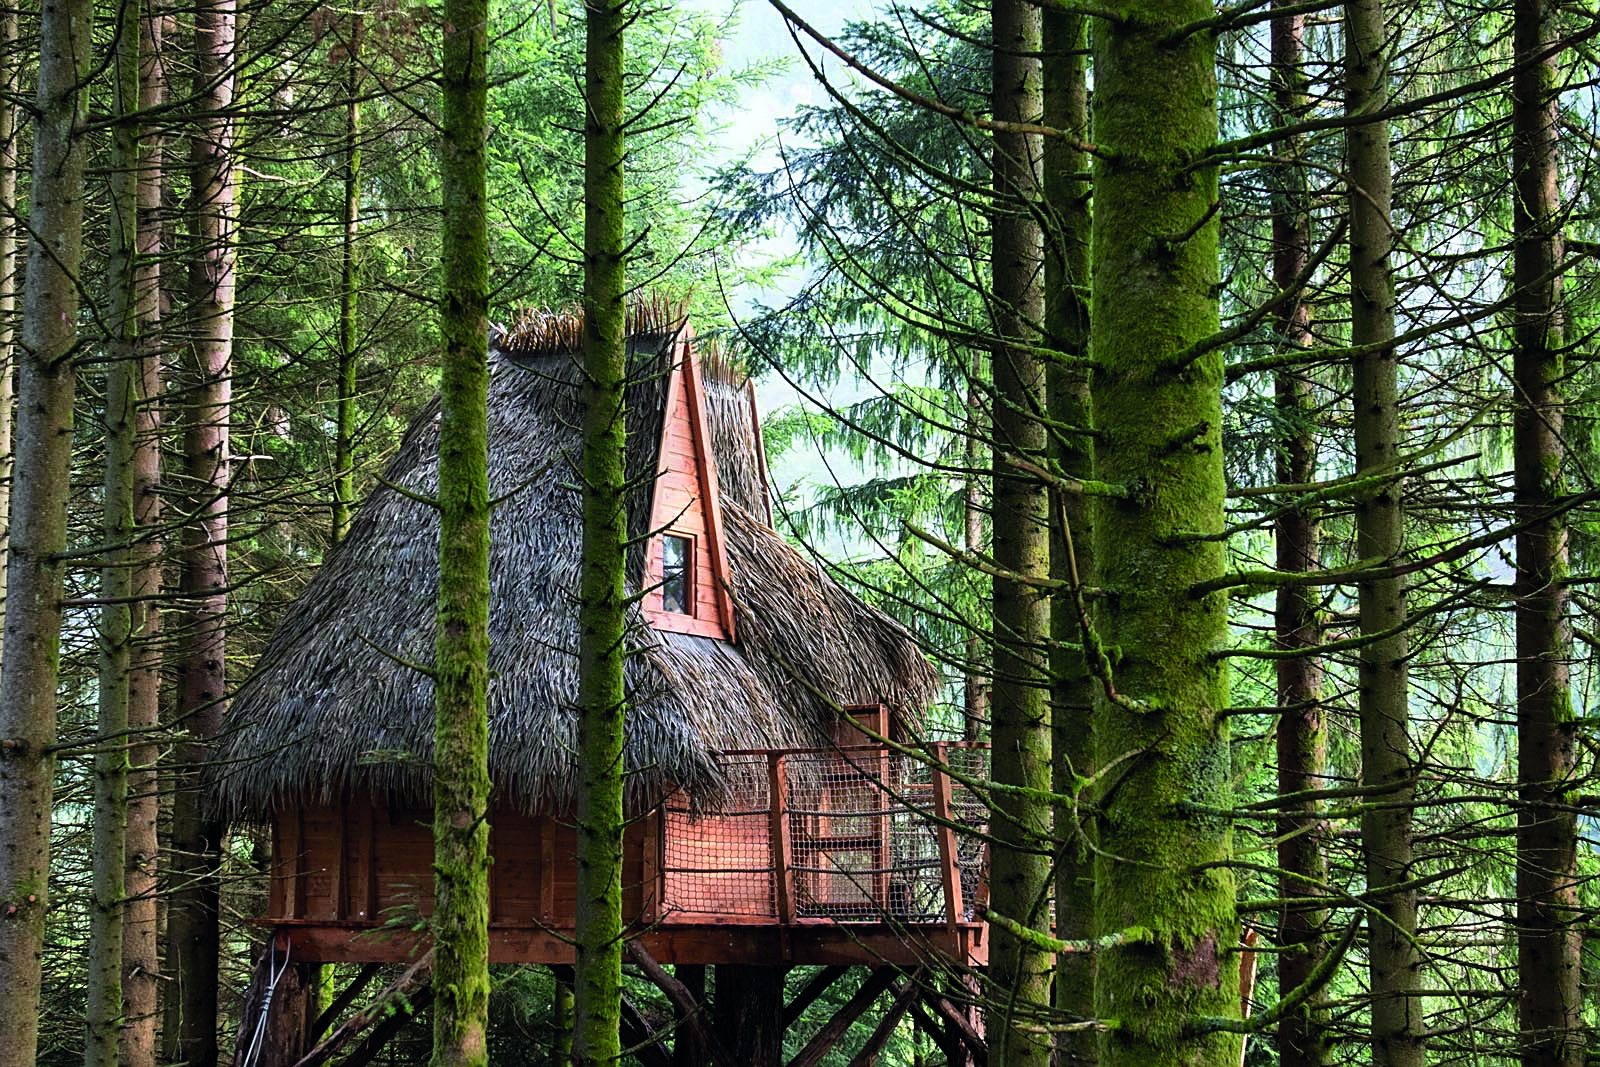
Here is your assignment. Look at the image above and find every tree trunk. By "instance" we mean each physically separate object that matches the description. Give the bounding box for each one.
[713,965,786,1067]
[165,2,237,1063]
[1088,0,1239,1062]
[1042,6,1094,1064]
[987,3,1052,1065]
[1512,0,1580,1059]
[121,10,167,1066]
[0,0,16,660]
[0,0,91,1057]
[332,16,364,545]
[669,965,705,1067]
[1346,0,1421,1062]
[1271,4,1329,1066]
[574,1,627,1063]
[88,0,143,1059]
[432,0,492,1057]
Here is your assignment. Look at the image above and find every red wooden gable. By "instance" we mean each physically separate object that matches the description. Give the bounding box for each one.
[643,329,736,640]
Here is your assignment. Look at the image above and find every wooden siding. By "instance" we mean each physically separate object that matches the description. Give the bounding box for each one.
[643,332,735,639]
[261,744,992,969]
[269,801,652,930]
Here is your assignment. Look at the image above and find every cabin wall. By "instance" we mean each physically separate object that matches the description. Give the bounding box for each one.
[270,800,648,928]
[643,342,732,639]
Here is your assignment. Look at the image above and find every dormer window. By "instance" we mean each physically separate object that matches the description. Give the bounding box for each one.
[661,534,694,615]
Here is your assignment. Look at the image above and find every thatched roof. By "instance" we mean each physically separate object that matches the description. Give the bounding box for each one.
[212,321,940,817]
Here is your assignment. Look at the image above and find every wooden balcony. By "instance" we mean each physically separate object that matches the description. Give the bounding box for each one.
[263,742,989,969]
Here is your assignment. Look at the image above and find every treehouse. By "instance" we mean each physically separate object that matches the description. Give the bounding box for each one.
[213,308,991,1066]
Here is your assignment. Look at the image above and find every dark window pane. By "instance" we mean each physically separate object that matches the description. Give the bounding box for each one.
[662,534,692,615]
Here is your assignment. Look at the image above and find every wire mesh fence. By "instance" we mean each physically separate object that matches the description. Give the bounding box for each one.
[661,744,989,924]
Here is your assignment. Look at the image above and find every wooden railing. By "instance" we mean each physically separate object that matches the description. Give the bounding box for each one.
[662,743,990,926]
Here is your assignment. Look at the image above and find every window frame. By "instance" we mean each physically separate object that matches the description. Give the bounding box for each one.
[659,531,696,616]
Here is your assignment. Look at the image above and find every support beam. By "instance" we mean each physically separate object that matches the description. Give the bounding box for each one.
[309,963,382,1043]
[620,993,673,1067]
[923,991,987,1067]
[290,950,433,1067]
[788,968,899,1067]
[847,977,920,1067]
[336,987,434,1067]
[627,943,738,1067]
[783,965,850,1028]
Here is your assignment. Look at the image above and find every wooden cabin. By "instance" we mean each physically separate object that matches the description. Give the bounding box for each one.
[214,310,990,1065]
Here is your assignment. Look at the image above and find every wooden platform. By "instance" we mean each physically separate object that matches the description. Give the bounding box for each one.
[262,741,991,971]
[263,917,987,968]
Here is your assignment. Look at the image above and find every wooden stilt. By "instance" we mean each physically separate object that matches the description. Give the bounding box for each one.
[670,964,707,1067]
[235,937,318,1067]
[714,963,787,1067]
[628,944,736,1066]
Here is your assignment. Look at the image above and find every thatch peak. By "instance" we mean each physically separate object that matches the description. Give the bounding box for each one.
[211,323,939,818]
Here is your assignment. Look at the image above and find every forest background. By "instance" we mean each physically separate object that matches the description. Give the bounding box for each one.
[0,0,1596,1064]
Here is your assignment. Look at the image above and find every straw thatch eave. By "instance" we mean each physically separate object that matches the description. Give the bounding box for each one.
[211,328,939,819]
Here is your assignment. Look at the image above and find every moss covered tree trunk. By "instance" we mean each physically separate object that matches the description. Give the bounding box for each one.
[1512,0,1580,1059]
[1042,7,1095,1063]
[165,3,237,1061]
[121,12,167,1065]
[573,0,627,1062]
[87,1,143,1059]
[1088,0,1239,1063]
[432,0,492,1058]
[1345,0,1421,1062]
[988,3,1052,1064]
[0,0,90,1058]
[1271,4,1328,1065]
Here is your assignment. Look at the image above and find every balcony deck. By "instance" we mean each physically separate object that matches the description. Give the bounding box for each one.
[262,743,991,969]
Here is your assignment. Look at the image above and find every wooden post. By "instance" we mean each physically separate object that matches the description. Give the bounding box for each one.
[353,801,376,922]
[769,751,795,923]
[283,809,305,920]
[932,743,963,931]
[330,803,347,920]
[642,804,662,922]
[539,815,556,925]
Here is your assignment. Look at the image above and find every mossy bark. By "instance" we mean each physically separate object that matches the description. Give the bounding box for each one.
[432,0,492,1058]
[573,1,627,1063]
[1088,0,1239,1064]
[87,1,143,1060]
[1270,6,1329,1065]
[1512,0,1580,1060]
[989,3,1053,1064]
[0,0,90,1058]
[1345,1,1421,1062]
[1042,8,1095,1063]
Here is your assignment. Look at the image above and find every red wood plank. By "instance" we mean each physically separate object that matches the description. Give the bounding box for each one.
[931,744,963,931]
[769,753,795,925]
